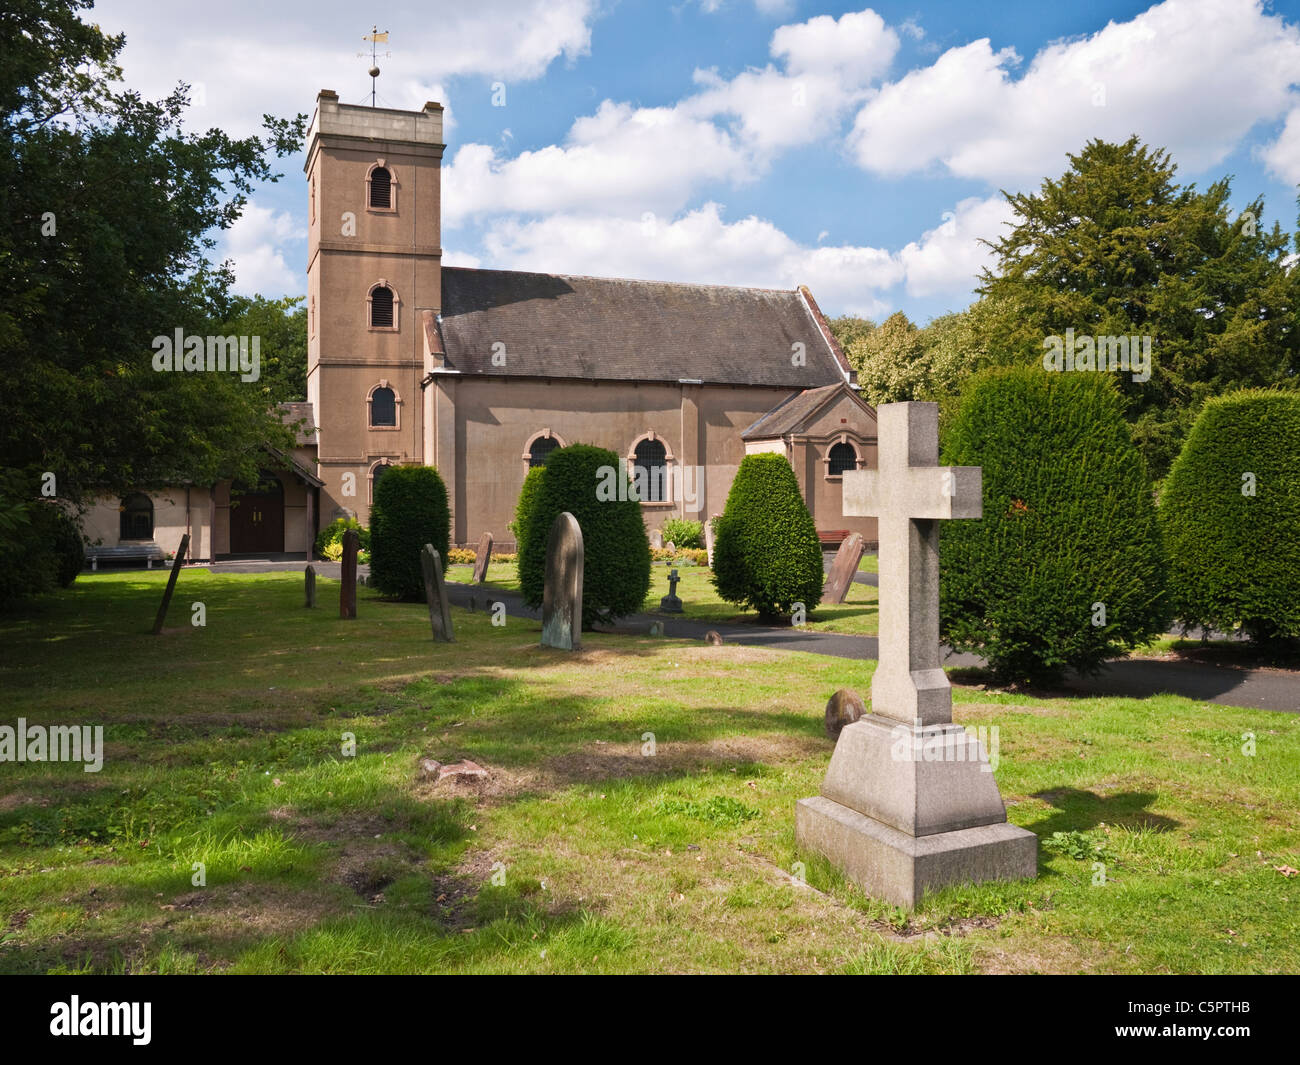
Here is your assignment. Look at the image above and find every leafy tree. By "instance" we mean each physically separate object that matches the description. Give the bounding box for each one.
[712,453,823,620]
[518,444,650,629]
[368,466,450,600]
[215,295,308,405]
[974,136,1298,477]
[1160,390,1300,646]
[940,366,1168,685]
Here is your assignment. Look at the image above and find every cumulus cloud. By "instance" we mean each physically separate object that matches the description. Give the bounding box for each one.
[848,0,1300,186]
[1261,102,1300,185]
[219,204,304,296]
[897,196,1014,298]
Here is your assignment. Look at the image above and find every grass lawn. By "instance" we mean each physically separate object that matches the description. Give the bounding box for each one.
[1,569,1297,974]
[447,560,879,636]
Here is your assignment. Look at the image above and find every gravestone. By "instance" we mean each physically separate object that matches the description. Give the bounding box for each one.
[796,401,1036,908]
[704,515,719,568]
[704,630,723,646]
[824,688,865,740]
[420,544,455,643]
[649,529,663,550]
[472,531,494,585]
[304,564,317,608]
[150,534,190,635]
[659,568,684,613]
[664,541,676,553]
[823,532,866,604]
[541,511,583,651]
[340,529,359,619]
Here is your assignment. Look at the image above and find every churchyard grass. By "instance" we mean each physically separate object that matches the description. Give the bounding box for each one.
[1,570,1296,974]
[446,560,880,635]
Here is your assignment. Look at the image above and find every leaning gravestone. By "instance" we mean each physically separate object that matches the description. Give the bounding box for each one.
[340,529,359,619]
[823,532,865,604]
[796,401,1036,908]
[420,544,455,643]
[540,511,583,651]
[150,533,190,635]
[472,531,494,585]
[304,564,317,608]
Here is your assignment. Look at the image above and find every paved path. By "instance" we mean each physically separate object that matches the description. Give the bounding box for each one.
[204,560,1299,712]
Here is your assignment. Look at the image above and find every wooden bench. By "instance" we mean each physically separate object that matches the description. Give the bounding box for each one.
[818,529,850,549]
[85,544,167,570]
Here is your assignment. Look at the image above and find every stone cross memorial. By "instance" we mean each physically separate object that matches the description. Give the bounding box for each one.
[796,401,1036,908]
[420,544,455,643]
[541,511,583,651]
[823,531,865,604]
[659,568,683,614]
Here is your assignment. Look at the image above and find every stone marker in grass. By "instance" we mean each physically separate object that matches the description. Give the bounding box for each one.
[150,533,190,635]
[649,529,663,549]
[823,531,865,605]
[796,401,1037,908]
[472,531,494,585]
[421,544,455,643]
[541,511,583,651]
[340,529,359,619]
[304,564,317,608]
[659,568,684,613]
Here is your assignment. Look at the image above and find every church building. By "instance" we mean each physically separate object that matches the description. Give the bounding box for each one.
[80,91,879,562]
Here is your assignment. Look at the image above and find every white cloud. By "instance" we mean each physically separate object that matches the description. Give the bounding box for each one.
[220,204,304,296]
[1261,102,1300,185]
[897,196,1014,298]
[849,0,1300,186]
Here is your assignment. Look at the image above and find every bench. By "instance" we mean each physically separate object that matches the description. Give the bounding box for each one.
[818,529,850,549]
[85,544,167,570]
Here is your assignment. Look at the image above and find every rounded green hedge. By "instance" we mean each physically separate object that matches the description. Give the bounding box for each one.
[518,444,650,628]
[1160,389,1300,644]
[712,453,823,619]
[314,516,369,560]
[510,465,546,549]
[940,367,1168,684]
[368,465,450,600]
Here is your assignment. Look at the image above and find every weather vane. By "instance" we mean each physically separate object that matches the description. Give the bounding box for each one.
[358,26,390,107]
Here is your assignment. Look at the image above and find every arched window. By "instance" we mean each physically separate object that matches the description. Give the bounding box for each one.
[368,166,392,209]
[634,438,669,503]
[120,493,153,540]
[529,436,558,468]
[828,442,858,476]
[370,461,393,502]
[370,285,394,328]
[370,386,396,427]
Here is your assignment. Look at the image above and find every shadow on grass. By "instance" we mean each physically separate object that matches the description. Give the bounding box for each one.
[1024,786,1180,835]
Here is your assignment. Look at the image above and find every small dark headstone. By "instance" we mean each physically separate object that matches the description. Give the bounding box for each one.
[340,529,359,619]
[541,511,583,651]
[704,630,723,646]
[150,533,190,635]
[824,532,866,604]
[824,688,866,740]
[659,567,684,614]
[472,531,494,585]
[420,543,455,643]
[304,564,317,608]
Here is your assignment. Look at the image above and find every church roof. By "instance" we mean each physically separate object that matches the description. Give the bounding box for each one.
[741,381,875,440]
[437,268,852,387]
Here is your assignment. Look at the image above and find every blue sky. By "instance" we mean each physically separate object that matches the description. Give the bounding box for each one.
[94,0,1300,322]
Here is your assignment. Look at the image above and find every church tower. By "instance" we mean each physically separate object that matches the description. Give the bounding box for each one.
[304,90,445,524]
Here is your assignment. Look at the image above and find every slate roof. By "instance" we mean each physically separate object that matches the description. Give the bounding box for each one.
[278,402,317,446]
[437,267,851,387]
[741,381,875,440]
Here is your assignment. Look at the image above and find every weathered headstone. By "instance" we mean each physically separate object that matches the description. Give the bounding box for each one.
[704,515,719,568]
[704,630,723,646]
[649,529,664,549]
[304,564,317,608]
[823,532,866,604]
[659,568,684,613]
[472,531,494,585]
[420,544,455,642]
[648,620,664,636]
[340,529,359,619]
[664,540,676,553]
[824,688,866,740]
[150,534,190,635]
[541,511,583,651]
[796,401,1036,908]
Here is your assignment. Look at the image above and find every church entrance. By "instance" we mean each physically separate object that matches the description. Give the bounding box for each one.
[229,472,284,554]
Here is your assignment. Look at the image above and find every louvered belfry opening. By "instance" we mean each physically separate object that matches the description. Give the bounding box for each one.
[369,166,391,208]
[370,285,394,328]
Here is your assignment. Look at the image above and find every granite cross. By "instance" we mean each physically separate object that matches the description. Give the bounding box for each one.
[840,401,981,727]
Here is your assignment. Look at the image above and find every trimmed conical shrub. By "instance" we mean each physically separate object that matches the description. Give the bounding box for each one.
[712,452,823,619]
[369,465,450,600]
[510,465,546,550]
[1160,389,1300,645]
[518,444,650,628]
[939,366,1168,684]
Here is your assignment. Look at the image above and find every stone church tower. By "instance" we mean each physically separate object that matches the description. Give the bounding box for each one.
[304,90,444,524]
